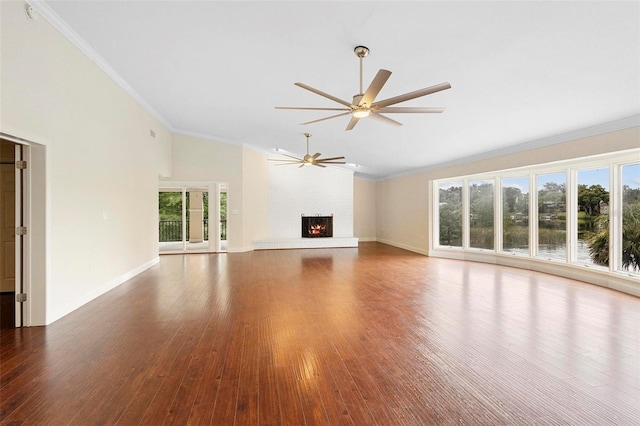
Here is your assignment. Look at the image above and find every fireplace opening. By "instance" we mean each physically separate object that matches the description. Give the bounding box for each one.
[301,215,333,238]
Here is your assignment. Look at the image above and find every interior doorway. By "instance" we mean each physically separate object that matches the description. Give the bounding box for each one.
[0,140,22,328]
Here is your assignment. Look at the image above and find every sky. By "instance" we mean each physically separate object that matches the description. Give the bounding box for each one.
[577,168,609,190]
[623,163,640,188]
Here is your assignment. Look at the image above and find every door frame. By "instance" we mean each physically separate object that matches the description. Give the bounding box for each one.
[0,132,42,327]
[159,181,223,254]
[14,143,24,327]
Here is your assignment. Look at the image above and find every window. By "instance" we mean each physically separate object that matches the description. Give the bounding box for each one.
[537,173,566,261]
[621,163,640,274]
[577,168,609,267]
[432,151,639,282]
[502,177,529,255]
[469,180,494,249]
[438,181,462,247]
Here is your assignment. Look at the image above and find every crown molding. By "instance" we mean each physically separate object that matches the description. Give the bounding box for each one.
[379,115,640,181]
[26,0,174,131]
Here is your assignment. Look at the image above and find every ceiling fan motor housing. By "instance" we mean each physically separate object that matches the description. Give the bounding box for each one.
[354,46,370,58]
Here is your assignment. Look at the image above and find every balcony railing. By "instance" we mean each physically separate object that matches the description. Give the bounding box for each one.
[159,220,227,242]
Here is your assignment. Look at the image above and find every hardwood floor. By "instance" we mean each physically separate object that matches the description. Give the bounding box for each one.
[0,293,14,329]
[1,242,638,425]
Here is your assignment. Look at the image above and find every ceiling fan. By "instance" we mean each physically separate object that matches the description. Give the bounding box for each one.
[276,46,451,131]
[269,133,346,168]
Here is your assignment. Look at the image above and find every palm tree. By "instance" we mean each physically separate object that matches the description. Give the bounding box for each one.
[587,203,640,271]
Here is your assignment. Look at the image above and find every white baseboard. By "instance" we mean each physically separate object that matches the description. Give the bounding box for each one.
[357,237,377,242]
[227,246,254,253]
[376,238,429,256]
[47,257,160,324]
[429,249,640,298]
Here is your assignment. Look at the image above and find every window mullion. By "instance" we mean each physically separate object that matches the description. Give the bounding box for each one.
[567,168,577,264]
[495,177,501,252]
[611,163,621,272]
[462,179,469,249]
[530,173,537,257]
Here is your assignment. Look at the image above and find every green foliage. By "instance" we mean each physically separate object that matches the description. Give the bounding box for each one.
[470,227,494,249]
[502,185,529,250]
[538,228,566,247]
[159,192,182,220]
[623,185,640,204]
[220,192,227,220]
[538,181,565,214]
[586,203,640,271]
[586,214,609,267]
[469,182,494,249]
[439,202,462,246]
[439,185,463,246]
[578,184,609,216]
[469,183,494,228]
[503,226,529,249]
[503,186,528,216]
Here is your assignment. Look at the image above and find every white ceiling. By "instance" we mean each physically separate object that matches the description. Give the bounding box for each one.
[36,1,639,179]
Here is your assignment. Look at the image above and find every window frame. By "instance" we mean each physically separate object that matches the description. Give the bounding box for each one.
[431,150,639,281]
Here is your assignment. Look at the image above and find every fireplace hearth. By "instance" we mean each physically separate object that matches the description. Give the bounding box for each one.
[301,215,333,238]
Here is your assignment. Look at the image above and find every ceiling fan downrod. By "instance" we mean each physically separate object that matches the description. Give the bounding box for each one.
[305,133,311,156]
[354,46,369,96]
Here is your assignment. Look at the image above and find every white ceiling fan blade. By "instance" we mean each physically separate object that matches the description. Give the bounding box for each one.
[359,69,392,107]
[376,107,445,114]
[275,106,350,111]
[345,116,360,131]
[311,163,327,168]
[372,82,451,109]
[311,153,321,160]
[294,83,353,107]
[370,112,403,127]
[301,112,351,126]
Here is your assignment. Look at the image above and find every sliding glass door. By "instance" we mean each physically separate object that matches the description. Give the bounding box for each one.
[159,187,211,253]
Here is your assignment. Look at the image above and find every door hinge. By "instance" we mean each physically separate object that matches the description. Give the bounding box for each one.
[16,293,27,303]
[15,160,27,169]
[16,226,27,236]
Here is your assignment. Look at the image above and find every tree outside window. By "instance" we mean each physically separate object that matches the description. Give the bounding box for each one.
[469,180,494,250]
[438,182,462,247]
[502,177,529,255]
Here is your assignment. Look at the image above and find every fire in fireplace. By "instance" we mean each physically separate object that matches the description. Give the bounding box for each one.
[301,215,333,238]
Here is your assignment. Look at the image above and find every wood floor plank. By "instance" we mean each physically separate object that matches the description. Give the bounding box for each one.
[0,243,638,425]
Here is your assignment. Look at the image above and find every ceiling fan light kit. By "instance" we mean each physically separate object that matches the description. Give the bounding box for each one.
[269,133,346,168]
[276,46,451,131]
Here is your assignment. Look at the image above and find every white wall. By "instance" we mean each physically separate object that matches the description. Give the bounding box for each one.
[242,146,270,248]
[376,126,639,254]
[353,177,376,241]
[0,1,172,324]
[161,133,243,248]
[268,162,354,238]
[161,133,270,252]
